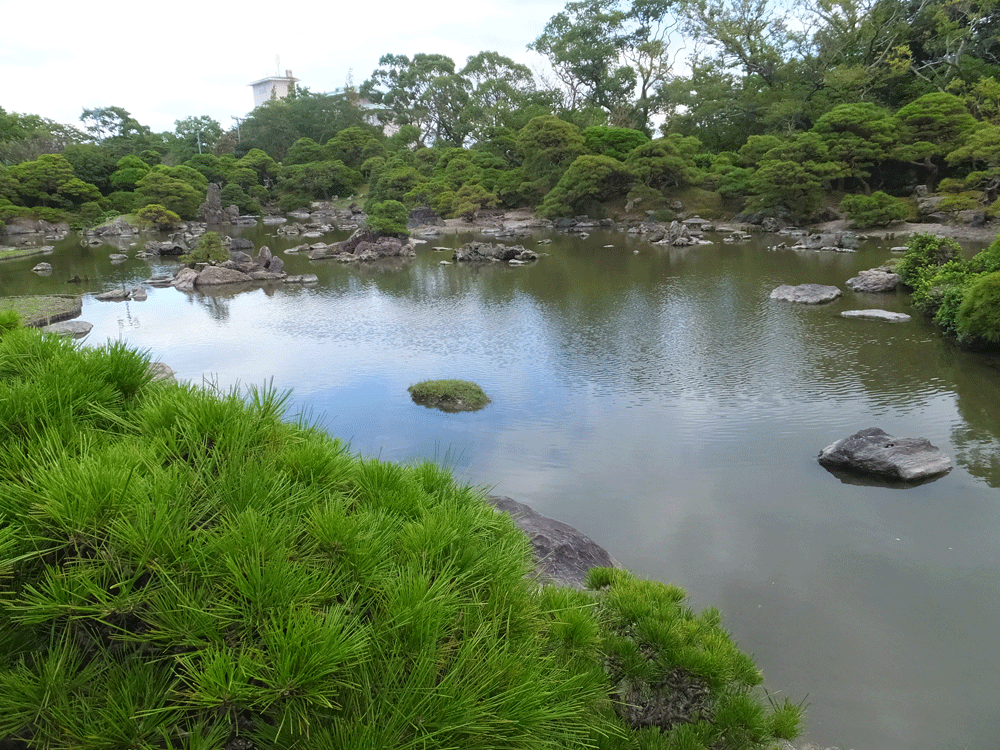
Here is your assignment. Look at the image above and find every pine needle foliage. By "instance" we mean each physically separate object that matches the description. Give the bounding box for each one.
[0,327,801,750]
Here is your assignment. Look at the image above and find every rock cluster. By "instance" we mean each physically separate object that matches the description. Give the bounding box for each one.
[169,245,290,290]
[307,228,415,261]
[840,309,910,322]
[452,241,538,263]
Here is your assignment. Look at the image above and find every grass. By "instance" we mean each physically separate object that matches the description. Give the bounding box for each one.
[0,295,82,327]
[408,379,491,412]
[0,327,803,750]
[0,246,52,263]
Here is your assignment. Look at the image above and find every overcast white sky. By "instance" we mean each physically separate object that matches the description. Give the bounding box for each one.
[1,0,566,134]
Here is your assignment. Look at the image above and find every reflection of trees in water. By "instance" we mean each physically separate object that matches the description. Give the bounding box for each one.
[193,291,235,322]
[947,349,1000,487]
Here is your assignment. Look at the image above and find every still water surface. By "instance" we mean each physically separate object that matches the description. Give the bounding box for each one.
[3,224,1000,750]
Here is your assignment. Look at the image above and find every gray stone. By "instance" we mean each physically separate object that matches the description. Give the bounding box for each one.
[42,320,93,338]
[846,269,900,292]
[195,266,253,286]
[286,274,319,284]
[485,495,622,589]
[267,255,284,274]
[841,309,910,322]
[95,287,130,301]
[818,427,952,481]
[171,268,198,291]
[130,286,147,301]
[32,262,52,274]
[770,284,842,303]
[147,362,176,384]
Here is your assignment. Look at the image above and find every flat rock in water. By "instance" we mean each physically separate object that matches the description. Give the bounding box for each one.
[95,288,129,301]
[770,283,842,303]
[841,309,910,322]
[818,427,952,482]
[42,320,93,338]
[486,495,622,589]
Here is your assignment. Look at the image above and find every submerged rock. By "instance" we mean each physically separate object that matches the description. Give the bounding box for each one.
[841,309,910,322]
[818,427,952,482]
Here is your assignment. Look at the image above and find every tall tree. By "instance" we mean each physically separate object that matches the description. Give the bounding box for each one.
[361,54,472,146]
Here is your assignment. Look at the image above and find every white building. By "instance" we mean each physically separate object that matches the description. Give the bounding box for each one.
[248,70,299,108]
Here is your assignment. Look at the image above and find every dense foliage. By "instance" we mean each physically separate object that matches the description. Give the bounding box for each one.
[899,233,1000,346]
[0,325,802,750]
[3,0,1000,227]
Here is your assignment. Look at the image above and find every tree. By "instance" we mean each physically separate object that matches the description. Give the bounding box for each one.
[893,92,977,189]
[278,161,363,200]
[582,126,650,159]
[625,134,702,189]
[539,154,636,216]
[517,116,586,199]
[325,127,384,169]
[173,115,224,157]
[237,149,279,187]
[61,144,118,195]
[361,54,472,146]
[9,154,76,206]
[284,138,326,166]
[530,0,638,121]
[79,106,155,158]
[109,155,151,192]
[812,102,898,192]
[239,91,368,160]
[460,52,561,142]
[135,171,204,218]
[366,199,410,235]
[57,177,101,206]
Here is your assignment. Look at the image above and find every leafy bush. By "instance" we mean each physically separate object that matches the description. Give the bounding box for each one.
[956,271,1000,345]
[839,191,909,228]
[180,230,228,264]
[896,233,964,288]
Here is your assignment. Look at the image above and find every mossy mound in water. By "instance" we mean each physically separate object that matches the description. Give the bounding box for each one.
[408,379,491,412]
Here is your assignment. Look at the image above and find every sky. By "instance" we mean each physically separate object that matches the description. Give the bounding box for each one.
[0,0,567,135]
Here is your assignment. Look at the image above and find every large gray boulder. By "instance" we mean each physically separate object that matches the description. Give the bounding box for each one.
[818,427,952,481]
[770,284,842,303]
[194,266,253,286]
[846,269,900,292]
[485,495,622,589]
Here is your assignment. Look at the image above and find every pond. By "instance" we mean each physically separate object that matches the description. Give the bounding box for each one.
[3,221,1000,750]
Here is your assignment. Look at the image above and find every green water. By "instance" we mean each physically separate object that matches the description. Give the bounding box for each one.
[2,223,999,749]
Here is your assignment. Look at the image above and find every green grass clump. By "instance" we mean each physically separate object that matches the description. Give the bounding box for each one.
[0,328,802,750]
[408,379,491,412]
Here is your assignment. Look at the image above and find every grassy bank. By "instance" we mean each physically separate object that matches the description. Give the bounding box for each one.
[0,294,81,327]
[0,320,801,750]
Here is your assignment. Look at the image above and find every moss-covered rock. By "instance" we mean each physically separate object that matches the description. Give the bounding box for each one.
[408,379,491,412]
